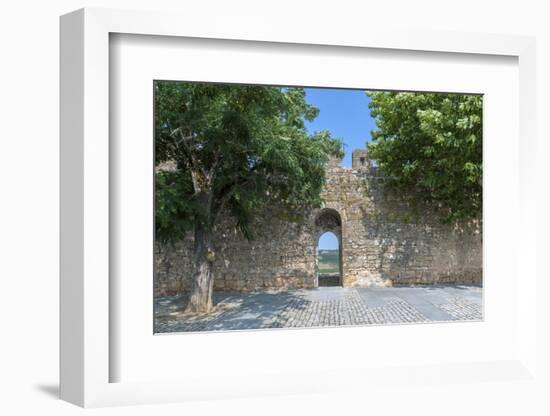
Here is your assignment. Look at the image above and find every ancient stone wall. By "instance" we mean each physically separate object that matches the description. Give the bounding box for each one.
[155,150,482,295]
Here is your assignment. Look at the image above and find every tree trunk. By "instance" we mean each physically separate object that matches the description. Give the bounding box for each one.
[185,224,215,313]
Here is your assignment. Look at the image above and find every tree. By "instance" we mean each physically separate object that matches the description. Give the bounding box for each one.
[366,91,482,222]
[155,81,342,313]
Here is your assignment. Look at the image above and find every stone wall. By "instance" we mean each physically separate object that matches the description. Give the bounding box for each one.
[155,150,482,295]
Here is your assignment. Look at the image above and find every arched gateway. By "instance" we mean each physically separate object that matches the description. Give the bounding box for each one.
[313,208,343,287]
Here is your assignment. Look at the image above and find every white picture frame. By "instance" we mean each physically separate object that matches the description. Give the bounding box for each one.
[60,7,537,407]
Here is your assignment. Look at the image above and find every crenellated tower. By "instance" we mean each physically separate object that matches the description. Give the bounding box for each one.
[351,148,371,171]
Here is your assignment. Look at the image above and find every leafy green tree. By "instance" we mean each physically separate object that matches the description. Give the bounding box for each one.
[366,91,482,222]
[155,81,342,313]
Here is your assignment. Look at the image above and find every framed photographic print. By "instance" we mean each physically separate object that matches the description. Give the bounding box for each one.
[60,7,537,407]
[151,81,483,334]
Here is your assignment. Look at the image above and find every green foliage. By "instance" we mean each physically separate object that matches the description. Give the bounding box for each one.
[318,249,340,274]
[366,91,482,222]
[155,81,343,243]
[155,170,197,244]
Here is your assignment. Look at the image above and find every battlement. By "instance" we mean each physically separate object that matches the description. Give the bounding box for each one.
[352,149,371,170]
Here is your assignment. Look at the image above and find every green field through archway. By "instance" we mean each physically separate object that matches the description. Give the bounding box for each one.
[317,231,340,286]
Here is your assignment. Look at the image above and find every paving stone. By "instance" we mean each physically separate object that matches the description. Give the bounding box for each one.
[155,285,483,333]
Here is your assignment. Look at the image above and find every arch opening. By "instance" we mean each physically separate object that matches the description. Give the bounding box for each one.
[317,231,341,287]
[314,208,343,287]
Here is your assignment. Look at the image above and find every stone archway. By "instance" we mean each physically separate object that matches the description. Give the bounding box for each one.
[314,208,343,287]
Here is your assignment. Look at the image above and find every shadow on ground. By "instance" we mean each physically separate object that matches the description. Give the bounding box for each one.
[155,284,483,334]
[155,290,311,332]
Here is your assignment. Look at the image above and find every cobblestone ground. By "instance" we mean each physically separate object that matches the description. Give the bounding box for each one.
[155,285,482,333]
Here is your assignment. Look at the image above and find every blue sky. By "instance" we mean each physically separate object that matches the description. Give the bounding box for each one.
[318,231,339,251]
[305,87,377,250]
[304,87,377,168]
